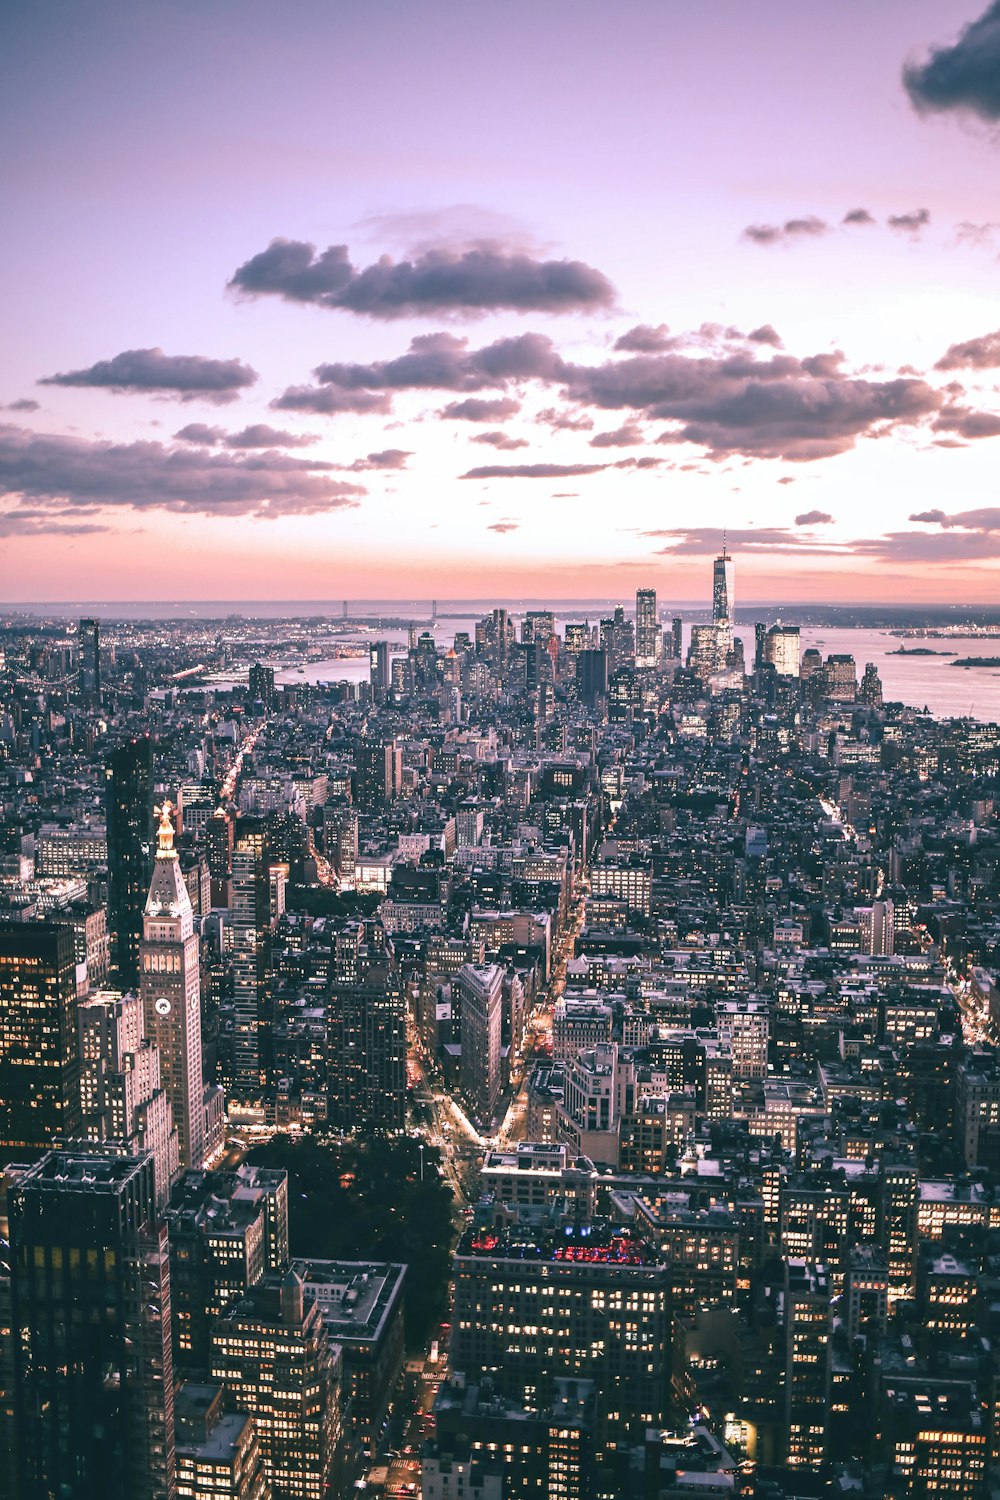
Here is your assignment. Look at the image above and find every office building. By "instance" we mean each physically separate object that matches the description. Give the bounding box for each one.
[635,587,659,668]
[452,1220,671,1458]
[326,963,407,1134]
[211,1268,342,1500]
[175,1383,268,1500]
[353,737,402,813]
[293,1258,406,1454]
[369,640,391,695]
[106,735,154,989]
[0,921,81,1156]
[712,548,734,642]
[78,615,101,708]
[784,1260,831,1468]
[140,801,206,1171]
[247,661,276,713]
[230,843,268,1100]
[576,648,608,707]
[458,962,504,1124]
[10,1150,175,1500]
[166,1164,288,1370]
[78,988,180,1210]
[764,624,800,677]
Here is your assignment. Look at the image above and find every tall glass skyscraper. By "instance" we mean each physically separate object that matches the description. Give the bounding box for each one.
[106,735,154,990]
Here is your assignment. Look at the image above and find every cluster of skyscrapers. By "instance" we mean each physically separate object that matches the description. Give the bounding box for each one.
[0,552,998,1497]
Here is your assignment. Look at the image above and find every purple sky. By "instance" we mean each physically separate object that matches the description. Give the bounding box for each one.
[4,0,1000,603]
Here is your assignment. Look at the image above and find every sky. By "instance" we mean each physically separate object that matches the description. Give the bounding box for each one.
[5,0,1000,605]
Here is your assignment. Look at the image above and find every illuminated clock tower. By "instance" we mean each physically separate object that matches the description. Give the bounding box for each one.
[139,801,206,1171]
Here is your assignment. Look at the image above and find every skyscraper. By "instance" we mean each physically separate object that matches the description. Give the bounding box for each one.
[106,735,154,989]
[326,963,407,1134]
[247,661,276,714]
[230,839,268,1100]
[10,1149,176,1500]
[211,1268,342,1500]
[369,640,391,695]
[634,587,659,668]
[458,962,504,1125]
[764,623,801,677]
[78,615,101,708]
[140,801,206,1171]
[0,921,82,1156]
[78,988,180,1210]
[712,548,735,631]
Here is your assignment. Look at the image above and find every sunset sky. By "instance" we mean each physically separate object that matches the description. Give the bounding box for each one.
[5,0,1000,605]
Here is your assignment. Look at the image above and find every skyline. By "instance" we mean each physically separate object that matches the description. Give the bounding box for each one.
[6,2,1000,602]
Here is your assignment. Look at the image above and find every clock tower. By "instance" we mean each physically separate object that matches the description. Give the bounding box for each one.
[139,801,206,1171]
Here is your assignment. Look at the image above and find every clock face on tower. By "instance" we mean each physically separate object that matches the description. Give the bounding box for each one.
[155,997,171,1016]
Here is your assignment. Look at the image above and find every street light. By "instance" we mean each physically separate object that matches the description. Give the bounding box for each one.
[419,1142,425,1182]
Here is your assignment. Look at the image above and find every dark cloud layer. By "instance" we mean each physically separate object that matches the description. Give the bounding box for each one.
[0,422,363,526]
[286,329,944,462]
[843,208,876,226]
[560,347,938,461]
[904,2,1000,120]
[4,399,40,413]
[229,238,615,318]
[40,348,258,404]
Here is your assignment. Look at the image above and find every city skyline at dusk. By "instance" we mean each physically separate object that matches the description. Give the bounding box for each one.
[5,0,1000,604]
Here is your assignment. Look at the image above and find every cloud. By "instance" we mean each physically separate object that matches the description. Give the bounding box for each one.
[904,2,1000,120]
[560,346,938,461]
[933,405,1000,439]
[0,421,364,523]
[471,431,529,450]
[226,424,319,449]
[347,448,412,470]
[0,512,111,538]
[277,332,563,415]
[461,462,610,479]
[590,421,645,448]
[536,406,594,432]
[887,208,931,235]
[936,329,1000,370]
[747,325,783,347]
[906,506,1000,532]
[843,208,876,226]
[174,423,225,445]
[442,396,521,421]
[4,399,40,413]
[39,348,258,404]
[487,521,520,533]
[229,238,615,318]
[614,324,674,353]
[174,422,320,448]
[281,327,943,462]
[795,509,834,525]
[271,385,392,416]
[743,216,829,247]
[644,525,843,557]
